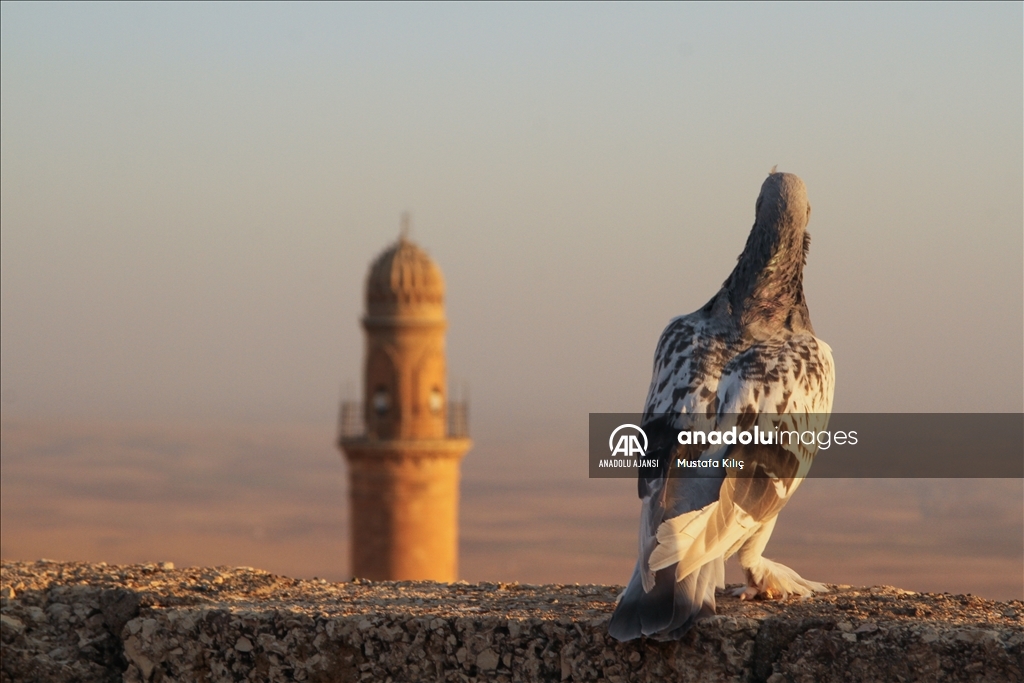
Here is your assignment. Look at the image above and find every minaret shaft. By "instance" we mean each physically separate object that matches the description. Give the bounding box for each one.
[339,234,470,582]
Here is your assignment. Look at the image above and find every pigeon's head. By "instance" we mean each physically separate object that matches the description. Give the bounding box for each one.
[755,170,811,233]
[726,170,815,331]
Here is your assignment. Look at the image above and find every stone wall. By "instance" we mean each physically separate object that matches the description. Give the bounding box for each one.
[1,560,1020,682]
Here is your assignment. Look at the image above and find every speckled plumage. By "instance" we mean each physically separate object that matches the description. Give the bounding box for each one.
[609,171,835,642]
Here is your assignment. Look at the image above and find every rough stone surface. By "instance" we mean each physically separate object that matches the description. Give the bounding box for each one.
[2,560,1021,682]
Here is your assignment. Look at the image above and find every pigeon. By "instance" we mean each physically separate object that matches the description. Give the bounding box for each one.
[608,170,834,641]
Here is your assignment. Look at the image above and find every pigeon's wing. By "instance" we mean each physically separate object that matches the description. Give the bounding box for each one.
[633,312,728,592]
[648,334,835,580]
[638,310,734,494]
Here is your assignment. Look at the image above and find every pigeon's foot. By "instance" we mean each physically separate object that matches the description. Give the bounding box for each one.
[730,557,829,600]
[731,584,777,601]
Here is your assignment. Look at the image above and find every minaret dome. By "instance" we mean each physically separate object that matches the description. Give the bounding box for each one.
[365,237,445,321]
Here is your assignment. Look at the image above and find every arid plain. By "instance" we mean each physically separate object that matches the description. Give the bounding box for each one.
[2,417,1020,600]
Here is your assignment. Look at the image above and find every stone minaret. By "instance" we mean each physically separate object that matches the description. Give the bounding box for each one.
[338,227,471,581]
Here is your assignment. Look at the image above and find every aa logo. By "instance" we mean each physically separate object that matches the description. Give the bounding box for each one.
[609,424,648,457]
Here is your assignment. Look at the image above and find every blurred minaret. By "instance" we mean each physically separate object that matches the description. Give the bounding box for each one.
[338,215,471,581]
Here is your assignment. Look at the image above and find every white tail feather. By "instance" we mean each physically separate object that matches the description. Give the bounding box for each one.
[649,500,757,579]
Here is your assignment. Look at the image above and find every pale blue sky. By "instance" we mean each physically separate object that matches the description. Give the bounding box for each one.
[2,2,1021,436]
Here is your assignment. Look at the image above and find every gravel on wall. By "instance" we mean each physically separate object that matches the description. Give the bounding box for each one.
[1,560,1021,682]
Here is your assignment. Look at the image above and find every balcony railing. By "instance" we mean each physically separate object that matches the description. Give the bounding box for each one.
[338,400,470,440]
[447,401,469,439]
[338,401,364,440]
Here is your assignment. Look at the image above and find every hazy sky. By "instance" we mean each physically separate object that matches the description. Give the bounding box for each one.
[2,3,1021,437]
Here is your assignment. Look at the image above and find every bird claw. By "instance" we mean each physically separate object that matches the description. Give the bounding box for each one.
[729,585,783,600]
[737,586,760,600]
